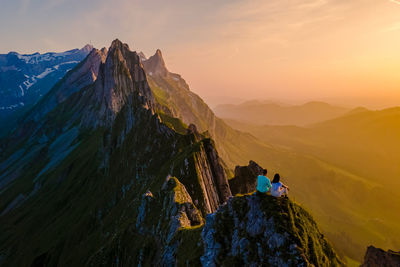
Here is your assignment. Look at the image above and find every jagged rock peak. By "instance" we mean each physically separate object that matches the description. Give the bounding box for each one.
[361,246,400,267]
[110,38,130,50]
[88,47,108,63]
[137,51,147,61]
[142,48,168,76]
[155,48,163,57]
[81,44,94,53]
[70,39,157,128]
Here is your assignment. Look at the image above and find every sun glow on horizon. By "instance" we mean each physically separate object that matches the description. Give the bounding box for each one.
[1,0,400,108]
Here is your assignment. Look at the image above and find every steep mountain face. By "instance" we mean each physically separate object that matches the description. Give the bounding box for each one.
[361,246,400,267]
[0,40,231,266]
[0,45,92,131]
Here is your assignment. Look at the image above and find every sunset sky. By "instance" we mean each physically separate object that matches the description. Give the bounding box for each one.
[1,0,400,108]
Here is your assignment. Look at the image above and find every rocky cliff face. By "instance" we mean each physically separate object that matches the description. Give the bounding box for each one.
[361,246,400,267]
[229,160,264,195]
[201,194,344,266]
[134,176,204,265]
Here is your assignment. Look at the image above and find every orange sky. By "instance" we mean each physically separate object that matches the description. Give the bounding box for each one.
[162,0,400,108]
[1,0,400,108]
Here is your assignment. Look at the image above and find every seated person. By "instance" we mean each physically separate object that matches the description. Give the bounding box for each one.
[256,169,271,195]
[270,173,289,197]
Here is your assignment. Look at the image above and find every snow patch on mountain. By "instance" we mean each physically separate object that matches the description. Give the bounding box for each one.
[16,50,81,64]
[53,60,79,70]
[36,68,54,79]
[0,104,22,110]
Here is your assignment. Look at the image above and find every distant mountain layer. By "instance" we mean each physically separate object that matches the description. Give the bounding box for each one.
[224,107,400,261]
[0,45,92,129]
[214,100,351,126]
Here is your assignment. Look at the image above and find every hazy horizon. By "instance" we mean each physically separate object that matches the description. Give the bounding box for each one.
[2,0,400,109]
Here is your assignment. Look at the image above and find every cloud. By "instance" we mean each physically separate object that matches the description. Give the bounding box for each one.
[383,21,400,32]
[389,0,400,5]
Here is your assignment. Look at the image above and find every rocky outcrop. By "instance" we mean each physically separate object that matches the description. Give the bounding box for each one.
[71,39,155,128]
[186,124,231,214]
[142,49,169,77]
[135,176,204,266]
[201,194,344,266]
[361,246,400,267]
[229,160,264,195]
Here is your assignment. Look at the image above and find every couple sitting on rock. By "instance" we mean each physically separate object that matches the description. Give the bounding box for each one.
[256,169,289,197]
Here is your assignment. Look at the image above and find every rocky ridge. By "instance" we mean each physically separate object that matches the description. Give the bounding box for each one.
[201,194,344,266]
[0,40,343,266]
[0,40,232,266]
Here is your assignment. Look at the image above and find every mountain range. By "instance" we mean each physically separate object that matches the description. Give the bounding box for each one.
[0,39,397,266]
[214,100,351,126]
[0,45,93,134]
[0,39,345,266]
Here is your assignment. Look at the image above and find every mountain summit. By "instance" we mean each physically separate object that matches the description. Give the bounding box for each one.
[142,48,169,77]
[0,40,342,266]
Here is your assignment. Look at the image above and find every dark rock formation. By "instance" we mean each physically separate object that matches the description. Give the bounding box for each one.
[229,160,264,195]
[188,137,232,215]
[362,246,400,267]
[201,194,344,266]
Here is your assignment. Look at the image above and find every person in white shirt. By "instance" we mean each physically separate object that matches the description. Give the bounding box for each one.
[270,173,289,197]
